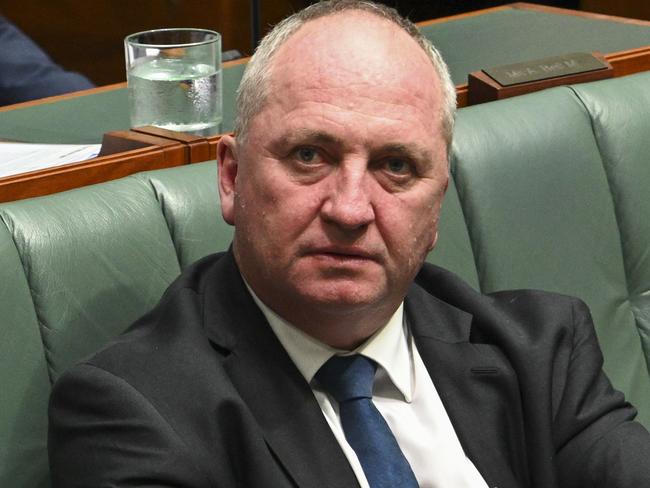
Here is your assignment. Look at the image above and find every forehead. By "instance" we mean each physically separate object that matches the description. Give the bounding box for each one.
[246,11,444,155]
[268,12,440,120]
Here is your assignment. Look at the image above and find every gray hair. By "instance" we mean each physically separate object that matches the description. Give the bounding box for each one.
[234,0,457,150]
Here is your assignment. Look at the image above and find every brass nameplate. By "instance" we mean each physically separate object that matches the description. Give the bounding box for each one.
[483,52,609,87]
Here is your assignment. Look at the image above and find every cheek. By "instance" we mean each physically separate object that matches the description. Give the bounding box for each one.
[380,194,441,257]
[235,169,324,239]
[235,162,284,214]
[422,198,443,248]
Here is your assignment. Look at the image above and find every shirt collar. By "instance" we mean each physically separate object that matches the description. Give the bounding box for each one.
[244,281,413,402]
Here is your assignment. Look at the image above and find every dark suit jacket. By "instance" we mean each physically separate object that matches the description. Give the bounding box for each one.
[0,16,93,106]
[48,251,650,487]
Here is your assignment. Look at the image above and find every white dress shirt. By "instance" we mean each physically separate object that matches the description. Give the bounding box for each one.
[247,286,489,488]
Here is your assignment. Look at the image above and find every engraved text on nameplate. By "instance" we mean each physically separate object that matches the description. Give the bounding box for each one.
[483,52,609,87]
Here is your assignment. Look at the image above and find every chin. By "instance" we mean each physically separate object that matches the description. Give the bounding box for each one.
[297,281,387,311]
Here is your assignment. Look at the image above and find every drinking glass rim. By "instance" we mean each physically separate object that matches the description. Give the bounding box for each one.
[125,28,220,48]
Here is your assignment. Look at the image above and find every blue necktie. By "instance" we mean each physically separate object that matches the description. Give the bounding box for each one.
[316,355,419,488]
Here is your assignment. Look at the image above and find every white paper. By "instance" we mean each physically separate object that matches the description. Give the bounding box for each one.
[0,143,102,179]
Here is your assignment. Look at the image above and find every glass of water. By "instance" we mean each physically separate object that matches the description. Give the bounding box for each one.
[125,28,222,136]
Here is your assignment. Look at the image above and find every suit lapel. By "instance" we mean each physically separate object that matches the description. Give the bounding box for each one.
[202,252,358,488]
[198,253,530,487]
[406,284,530,488]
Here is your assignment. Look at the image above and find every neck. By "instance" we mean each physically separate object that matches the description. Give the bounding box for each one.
[234,246,404,350]
[245,281,400,350]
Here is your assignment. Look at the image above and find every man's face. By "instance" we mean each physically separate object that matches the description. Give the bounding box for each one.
[218,12,449,347]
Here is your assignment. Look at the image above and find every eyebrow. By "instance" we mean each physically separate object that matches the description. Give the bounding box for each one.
[278,130,343,148]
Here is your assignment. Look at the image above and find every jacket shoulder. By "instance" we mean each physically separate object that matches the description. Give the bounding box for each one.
[413,262,587,343]
[416,261,582,307]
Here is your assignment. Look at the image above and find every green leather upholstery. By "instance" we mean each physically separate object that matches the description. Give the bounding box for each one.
[571,74,650,376]
[426,175,479,290]
[449,77,650,428]
[1,181,182,380]
[137,166,231,268]
[1,72,649,487]
[0,224,50,488]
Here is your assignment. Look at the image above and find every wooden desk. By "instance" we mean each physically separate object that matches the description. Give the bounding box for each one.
[420,3,650,106]
[0,59,247,203]
[0,127,202,202]
[1,3,649,202]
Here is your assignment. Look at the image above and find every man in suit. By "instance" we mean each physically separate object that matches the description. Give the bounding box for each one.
[0,16,94,106]
[48,1,650,486]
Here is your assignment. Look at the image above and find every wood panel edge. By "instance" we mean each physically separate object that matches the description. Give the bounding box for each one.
[606,46,650,77]
[0,83,127,112]
[0,144,188,202]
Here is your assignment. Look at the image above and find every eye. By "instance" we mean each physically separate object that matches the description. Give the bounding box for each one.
[384,157,411,175]
[296,147,320,164]
[374,156,418,191]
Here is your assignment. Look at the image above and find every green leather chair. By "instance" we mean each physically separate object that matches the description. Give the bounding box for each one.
[1,71,649,487]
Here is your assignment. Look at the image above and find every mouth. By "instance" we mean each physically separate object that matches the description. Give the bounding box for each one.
[305,246,379,263]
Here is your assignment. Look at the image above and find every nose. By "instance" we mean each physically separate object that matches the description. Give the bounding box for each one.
[320,164,375,230]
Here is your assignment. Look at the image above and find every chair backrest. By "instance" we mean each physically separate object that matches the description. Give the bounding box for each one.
[434,72,650,428]
[1,71,649,487]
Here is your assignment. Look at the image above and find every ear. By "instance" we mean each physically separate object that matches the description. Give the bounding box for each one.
[217,135,238,225]
[427,230,439,252]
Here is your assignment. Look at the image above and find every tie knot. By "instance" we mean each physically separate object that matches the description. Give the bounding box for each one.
[316,355,377,403]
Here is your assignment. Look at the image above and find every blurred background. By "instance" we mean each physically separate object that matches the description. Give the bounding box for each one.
[1,0,649,87]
